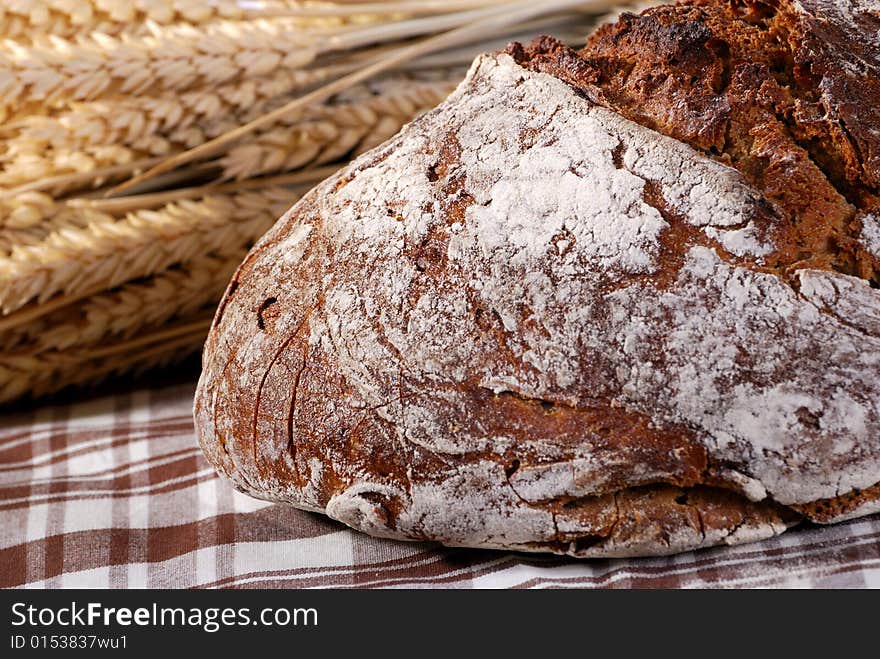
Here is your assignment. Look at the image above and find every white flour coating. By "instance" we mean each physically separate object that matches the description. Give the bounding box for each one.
[712,469,768,502]
[453,55,775,268]
[861,213,880,260]
[455,101,668,275]
[318,52,778,408]
[279,223,313,264]
[326,461,576,553]
[612,248,880,504]
[797,267,880,337]
[704,223,774,258]
[308,53,880,508]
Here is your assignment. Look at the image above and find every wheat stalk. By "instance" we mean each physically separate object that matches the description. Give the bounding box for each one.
[257,1,512,18]
[0,318,209,404]
[0,187,300,314]
[218,78,458,179]
[3,60,358,154]
[0,249,244,353]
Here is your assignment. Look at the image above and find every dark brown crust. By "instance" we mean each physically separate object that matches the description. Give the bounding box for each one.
[532,485,799,557]
[509,0,880,285]
[792,481,880,523]
[194,0,880,558]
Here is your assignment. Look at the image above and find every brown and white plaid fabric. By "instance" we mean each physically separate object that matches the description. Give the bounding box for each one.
[1,381,878,589]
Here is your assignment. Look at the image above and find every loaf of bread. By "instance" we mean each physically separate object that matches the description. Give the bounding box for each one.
[194,0,880,557]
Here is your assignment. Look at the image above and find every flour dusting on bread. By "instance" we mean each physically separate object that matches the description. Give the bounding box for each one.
[862,214,880,260]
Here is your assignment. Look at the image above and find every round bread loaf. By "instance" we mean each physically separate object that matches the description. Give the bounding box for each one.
[194,0,880,557]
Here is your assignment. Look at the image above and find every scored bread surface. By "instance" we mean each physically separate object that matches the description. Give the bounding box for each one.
[195,0,880,557]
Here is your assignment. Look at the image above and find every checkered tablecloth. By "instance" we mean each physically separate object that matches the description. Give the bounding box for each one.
[2,381,878,589]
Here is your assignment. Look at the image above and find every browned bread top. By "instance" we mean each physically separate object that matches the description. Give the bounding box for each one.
[194,0,880,557]
[511,0,880,286]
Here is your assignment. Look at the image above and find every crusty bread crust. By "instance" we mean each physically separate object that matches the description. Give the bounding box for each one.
[194,0,880,557]
[527,0,880,283]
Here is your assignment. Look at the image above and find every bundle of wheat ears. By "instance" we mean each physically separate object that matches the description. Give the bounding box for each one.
[0,0,631,405]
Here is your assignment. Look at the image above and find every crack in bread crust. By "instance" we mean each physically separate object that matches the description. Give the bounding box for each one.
[512,0,880,286]
[194,0,880,558]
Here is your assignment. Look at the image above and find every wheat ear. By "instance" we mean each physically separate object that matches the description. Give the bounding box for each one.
[0,187,300,314]
[0,318,210,404]
[0,167,335,259]
[0,156,163,201]
[3,60,361,158]
[0,0,393,42]
[218,78,457,179]
[0,250,244,353]
[0,18,327,113]
[0,171,337,345]
[0,71,458,189]
[0,1,248,40]
[0,190,72,254]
